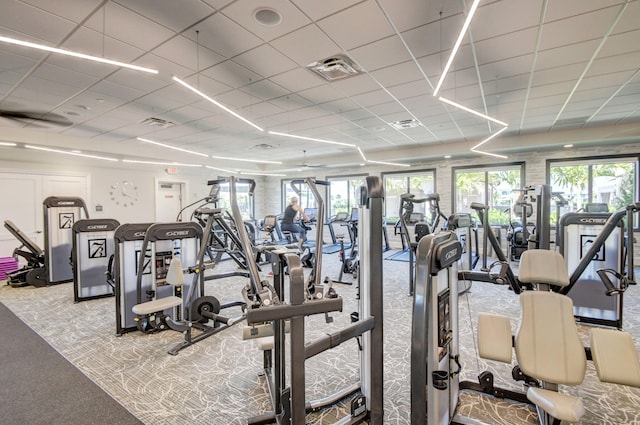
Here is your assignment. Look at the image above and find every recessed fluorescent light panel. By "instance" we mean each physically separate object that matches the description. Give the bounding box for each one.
[433,0,481,96]
[136,137,208,157]
[25,145,118,161]
[268,131,356,147]
[0,35,158,74]
[172,76,264,132]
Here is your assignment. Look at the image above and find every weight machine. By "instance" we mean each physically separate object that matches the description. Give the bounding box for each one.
[245,176,384,425]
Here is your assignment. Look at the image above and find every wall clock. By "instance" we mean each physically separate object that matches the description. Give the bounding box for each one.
[110,180,139,207]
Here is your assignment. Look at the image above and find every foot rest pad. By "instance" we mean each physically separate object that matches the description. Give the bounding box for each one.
[478,313,513,363]
[132,296,182,316]
[527,387,585,423]
[590,327,640,387]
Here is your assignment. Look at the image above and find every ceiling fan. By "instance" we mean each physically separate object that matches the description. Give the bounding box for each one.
[0,109,72,127]
[296,150,327,168]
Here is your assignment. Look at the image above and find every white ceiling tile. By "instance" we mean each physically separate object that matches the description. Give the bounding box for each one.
[316,1,396,51]
[222,0,311,42]
[112,0,216,32]
[544,0,624,23]
[152,35,225,72]
[289,0,362,21]
[0,0,76,43]
[268,68,324,93]
[539,6,620,51]
[185,13,263,59]
[471,0,542,41]
[329,74,380,97]
[202,60,262,90]
[348,35,413,72]
[232,44,298,78]
[369,61,426,88]
[85,2,176,51]
[271,24,341,67]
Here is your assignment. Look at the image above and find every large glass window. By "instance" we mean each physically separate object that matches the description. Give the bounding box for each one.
[327,175,367,218]
[453,163,524,226]
[281,178,318,212]
[382,170,435,223]
[548,155,639,223]
[215,181,254,220]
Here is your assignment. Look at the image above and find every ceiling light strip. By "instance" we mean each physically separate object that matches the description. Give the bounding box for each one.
[240,171,287,177]
[210,155,281,165]
[25,145,119,161]
[0,35,158,74]
[439,97,508,127]
[268,131,356,147]
[0,142,17,146]
[172,76,264,132]
[357,147,367,161]
[137,137,208,157]
[471,149,508,159]
[433,0,482,97]
[206,165,235,173]
[470,126,509,150]
[367,160,410,168]
[122,159,202,167]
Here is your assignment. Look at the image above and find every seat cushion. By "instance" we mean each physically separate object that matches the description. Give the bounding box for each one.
[527,387,585,422]
[590,327,640,387]
[478,313,513,363]
[515,291,586,385]
[132,296,183,315]
[518,249,570,287]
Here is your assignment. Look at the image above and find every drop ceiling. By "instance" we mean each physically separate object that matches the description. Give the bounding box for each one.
[0,0,639,172]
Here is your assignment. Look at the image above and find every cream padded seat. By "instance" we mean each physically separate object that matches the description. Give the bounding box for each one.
[132,257,184,316]
[517,250,587,423]
[590,327,640,388]
[518,248,570,287]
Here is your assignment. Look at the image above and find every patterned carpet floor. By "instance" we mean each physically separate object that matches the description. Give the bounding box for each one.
[1,248,639,424]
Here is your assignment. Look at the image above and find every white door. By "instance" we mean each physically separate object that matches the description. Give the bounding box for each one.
[155,181,184,222]
[0,171,89,258]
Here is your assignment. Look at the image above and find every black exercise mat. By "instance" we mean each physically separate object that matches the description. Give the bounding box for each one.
[0,302,142,425]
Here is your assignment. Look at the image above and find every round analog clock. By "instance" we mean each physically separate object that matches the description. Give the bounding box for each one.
[110,180,139,207]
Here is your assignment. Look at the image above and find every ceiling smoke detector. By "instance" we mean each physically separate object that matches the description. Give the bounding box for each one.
[307,54,363,81]
[390,119,422,130]
[139,117,177,128]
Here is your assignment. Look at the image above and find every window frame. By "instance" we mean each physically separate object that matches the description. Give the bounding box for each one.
[326,173,369,219]
[382,168,437,223]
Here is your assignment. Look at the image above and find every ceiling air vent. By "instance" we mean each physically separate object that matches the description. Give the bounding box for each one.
[253,143,276,150]
[390,119,421,130]
[139,117,177,128]
[307,54,363,81]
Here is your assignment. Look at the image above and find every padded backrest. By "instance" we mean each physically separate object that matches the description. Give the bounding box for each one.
[3,220,43,255]
[165,257,185,286]
[519,249,570,287]
[262,215,277,229]
[515,291,586,385]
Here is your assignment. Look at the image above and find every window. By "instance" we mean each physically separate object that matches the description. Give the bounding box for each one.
[281,178,318,212]
[327,174,367,218]
[215,181,255,220]
[382,169,435,223]
[453,163,524,226]
[547,155,639,224]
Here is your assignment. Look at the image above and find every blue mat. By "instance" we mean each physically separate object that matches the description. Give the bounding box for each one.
[385,249,412,262]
